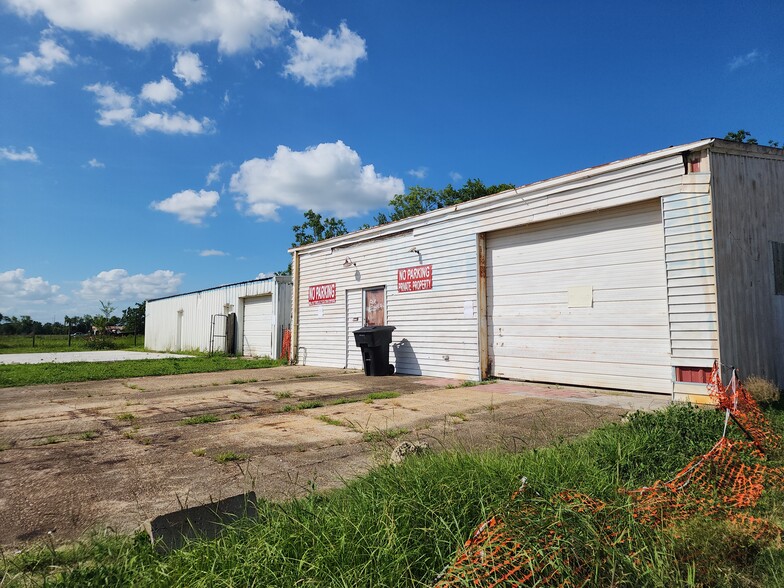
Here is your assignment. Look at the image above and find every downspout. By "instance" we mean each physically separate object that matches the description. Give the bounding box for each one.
[290,250,300,365]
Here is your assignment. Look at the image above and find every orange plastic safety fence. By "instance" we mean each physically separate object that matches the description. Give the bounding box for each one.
[435,363,784,587]
[280,328,291,361]
[434,492,616,588]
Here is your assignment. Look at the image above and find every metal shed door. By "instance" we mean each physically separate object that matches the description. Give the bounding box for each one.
[243,296,273,357]
[486,200,672,393]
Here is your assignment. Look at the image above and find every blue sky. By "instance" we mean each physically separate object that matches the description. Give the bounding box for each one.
[1,0,782,322]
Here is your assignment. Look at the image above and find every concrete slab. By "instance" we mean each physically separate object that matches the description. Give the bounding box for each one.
[0,365,674,549]
[0,350,194,365]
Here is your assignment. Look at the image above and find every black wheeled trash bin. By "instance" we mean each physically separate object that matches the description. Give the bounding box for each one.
[353,325,396,376]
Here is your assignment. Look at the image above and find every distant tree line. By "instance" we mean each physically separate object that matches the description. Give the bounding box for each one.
[0,301,145,336]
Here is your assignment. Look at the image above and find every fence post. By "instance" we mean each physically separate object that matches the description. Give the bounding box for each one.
[68,324,72,347]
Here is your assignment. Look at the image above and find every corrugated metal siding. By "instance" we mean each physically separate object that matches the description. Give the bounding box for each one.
[145,277,292,355]
[662,172,720,383]
[296,154,687,382]
[711,151,784,387]
[487,199,672,394]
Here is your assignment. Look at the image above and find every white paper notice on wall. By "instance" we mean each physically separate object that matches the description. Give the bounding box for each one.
[463,300,475,318]
[317,305,324,318]
[568,286,593,308]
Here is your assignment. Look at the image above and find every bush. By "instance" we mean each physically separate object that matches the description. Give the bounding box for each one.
[83,335,117,350]
[745,376,780,405]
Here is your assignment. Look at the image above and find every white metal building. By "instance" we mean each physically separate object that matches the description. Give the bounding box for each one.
[290,139,784,401]
[145,276,293,358]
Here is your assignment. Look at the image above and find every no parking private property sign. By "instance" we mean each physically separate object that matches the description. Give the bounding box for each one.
[397,264,433,293]
[308,282,336,305]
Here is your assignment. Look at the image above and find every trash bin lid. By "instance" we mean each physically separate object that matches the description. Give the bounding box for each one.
[353,325,396,347]
[353,325,396,333]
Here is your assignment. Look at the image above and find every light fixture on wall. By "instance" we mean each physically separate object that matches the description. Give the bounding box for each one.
[409,246,420,254]
[342,256,356,268]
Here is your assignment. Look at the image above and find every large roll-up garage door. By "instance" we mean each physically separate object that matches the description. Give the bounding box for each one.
[243,296,273,357]
[486,199,672,393]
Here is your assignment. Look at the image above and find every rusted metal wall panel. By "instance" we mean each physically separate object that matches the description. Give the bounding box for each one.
[711,151,784,388]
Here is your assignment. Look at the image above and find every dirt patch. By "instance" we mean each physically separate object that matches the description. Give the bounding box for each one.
[0,366,660,549]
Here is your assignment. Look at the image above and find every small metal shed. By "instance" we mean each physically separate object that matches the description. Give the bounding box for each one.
[289,139,784,401]
[145,276,292,358]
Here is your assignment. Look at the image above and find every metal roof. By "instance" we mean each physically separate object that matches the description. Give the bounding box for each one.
[146,275,290,303]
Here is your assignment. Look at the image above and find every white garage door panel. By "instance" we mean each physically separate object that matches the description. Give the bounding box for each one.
[243,296,272,357]
[487,200,671,394]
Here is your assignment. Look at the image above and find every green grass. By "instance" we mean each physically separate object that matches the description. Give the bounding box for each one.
[214,451,247,463]
[181,414,222,426]
[5,404,783,587]
[317,415,346,427]
[115,412,136,422]
[230,378,258,385]
[366,391,400,400]
[362,427,409,442]
[327,396,360,405]
[0,334,145,354]
[283,400,324,412]
[0,356,284,388]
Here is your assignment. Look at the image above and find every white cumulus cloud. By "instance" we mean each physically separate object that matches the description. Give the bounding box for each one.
[284,22,367,87]
[407,167,428,179]
[199,249,227,257]
[0,268,65,304]
[84,82,135,126]
[140,76,181,103]
[0,146,39,162]
[4,0,293,54]
[86,158,104,168]
[151,189,220,224]
[173,51,206,85]
[133,111,212,134]
[78,269,183,301]
[3,36,71,84]
[84,82,212,135]
[230,140,403,221]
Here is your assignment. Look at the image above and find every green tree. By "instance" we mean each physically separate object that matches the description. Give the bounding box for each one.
[121,302,146,334]
[292,210,348,247]
[282,210,350,274]
[374,178,515,225]
[724,129,758,144]
[92,300,116,334]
